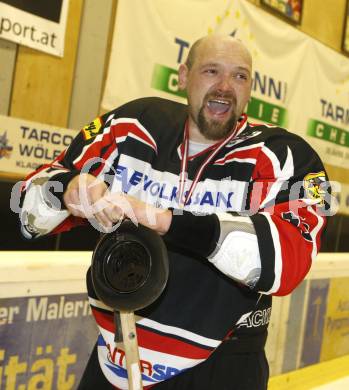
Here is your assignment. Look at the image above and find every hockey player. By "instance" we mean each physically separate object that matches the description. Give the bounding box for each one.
[18,35,330,389]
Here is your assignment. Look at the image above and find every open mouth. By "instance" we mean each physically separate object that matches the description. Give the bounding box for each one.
[206,99,232,116]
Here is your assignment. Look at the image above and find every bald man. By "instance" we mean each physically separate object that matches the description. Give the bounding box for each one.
[20,35,329,389]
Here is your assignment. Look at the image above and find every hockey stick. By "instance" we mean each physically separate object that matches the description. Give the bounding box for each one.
[115,311,143,390]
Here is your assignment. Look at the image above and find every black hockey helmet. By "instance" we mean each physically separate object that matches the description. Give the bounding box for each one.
[91,220,169,311]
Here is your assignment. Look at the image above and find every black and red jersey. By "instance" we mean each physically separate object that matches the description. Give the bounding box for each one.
[20,97,329,389]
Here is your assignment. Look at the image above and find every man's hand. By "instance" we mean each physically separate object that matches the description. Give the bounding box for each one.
[63,173,114,227]
[106,192,172,235]
[63,173,172,234]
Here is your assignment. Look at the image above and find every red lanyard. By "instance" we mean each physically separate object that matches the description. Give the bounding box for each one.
[178,114,247,207]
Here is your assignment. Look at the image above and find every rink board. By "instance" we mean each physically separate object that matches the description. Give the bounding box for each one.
[267,253,349,375]
[0,252,97,390]
[1,251,349,388]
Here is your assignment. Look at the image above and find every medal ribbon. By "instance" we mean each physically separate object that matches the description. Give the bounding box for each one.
[177,114,247,208]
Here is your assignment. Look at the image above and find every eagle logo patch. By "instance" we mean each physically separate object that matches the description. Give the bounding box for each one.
[303,171,326,206]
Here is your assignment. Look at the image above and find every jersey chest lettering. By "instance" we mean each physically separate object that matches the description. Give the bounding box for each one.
[108,155,249,212]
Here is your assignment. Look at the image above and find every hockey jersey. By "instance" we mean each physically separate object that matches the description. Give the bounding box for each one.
[19,97,330,389]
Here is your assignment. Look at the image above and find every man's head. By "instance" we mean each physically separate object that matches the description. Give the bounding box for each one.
[178,34,252,142]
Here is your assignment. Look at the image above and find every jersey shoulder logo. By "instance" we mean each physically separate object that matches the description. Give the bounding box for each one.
[303,171,326,206]
[82,117,103,140]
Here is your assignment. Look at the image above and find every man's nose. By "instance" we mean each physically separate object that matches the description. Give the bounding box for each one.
[215,76,234,93]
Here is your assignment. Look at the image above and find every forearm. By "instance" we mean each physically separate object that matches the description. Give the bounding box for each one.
[163,210,220,256]
[163,210,261,288]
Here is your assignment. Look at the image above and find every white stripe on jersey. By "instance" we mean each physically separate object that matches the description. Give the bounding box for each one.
[114,135,127,143]
[259,146,294,208]
[235,116,248,136]
[260,212,283,294]
[214,157,257,166]
[307,206,325,261]
[73,124,113,165]
[128,133,156,149]
[105,113,114,124]
[110,117,157,152]
[89,297,220,348]
[228,142,264,153]
[73,117,157,166]
[89,297,113,312]
[136,317,220,348]
[214,142,264,165]
[99,327,206,368]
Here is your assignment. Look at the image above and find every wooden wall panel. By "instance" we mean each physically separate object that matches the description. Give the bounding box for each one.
[68,0,115,129]
[9,0,83,127]
[247,0,347,52]
[0,39,17,115]
[301,0,347,51]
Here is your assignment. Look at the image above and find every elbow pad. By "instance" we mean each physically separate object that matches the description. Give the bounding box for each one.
[208,213,261,288]
[20,176,69,239]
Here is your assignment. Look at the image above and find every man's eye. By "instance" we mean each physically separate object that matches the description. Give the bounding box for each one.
[204,69,217,75]
[236,73,248,80]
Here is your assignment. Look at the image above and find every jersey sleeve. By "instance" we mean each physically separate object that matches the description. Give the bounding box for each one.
[248,133,330,295]
[18,99,147,239]
[164,131,331,296]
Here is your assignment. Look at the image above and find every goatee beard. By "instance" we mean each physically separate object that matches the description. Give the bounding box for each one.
[197,106,238,141]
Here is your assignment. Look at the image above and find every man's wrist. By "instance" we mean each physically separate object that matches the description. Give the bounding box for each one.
[163,210,220,257]
[157,209,172,235]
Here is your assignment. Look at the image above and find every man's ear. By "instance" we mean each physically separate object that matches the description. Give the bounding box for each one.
[178,64,188,91]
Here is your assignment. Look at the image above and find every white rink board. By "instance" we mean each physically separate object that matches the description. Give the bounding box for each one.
[1,251,349,380]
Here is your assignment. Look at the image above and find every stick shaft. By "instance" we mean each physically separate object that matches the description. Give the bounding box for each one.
[120,311,143,390]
